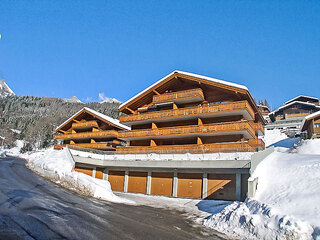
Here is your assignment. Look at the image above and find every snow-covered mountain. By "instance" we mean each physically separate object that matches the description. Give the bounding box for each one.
[63,96,83,103]
[100,97,121,104]
[0,80,15,98]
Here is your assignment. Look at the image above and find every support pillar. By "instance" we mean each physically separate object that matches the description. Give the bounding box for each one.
[103,169,109,181]
[173,170,178,197]
[202,172,208,199]
[236,173,242,201]
[92,167,96,178]
[124,170,129,192]
[146,171,152,195]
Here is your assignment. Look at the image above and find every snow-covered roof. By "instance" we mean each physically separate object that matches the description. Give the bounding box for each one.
[119,70,249,109]
[300,111,320,132]
[269,101,320,116]
[55,107,130,131]
[284,95,318,105]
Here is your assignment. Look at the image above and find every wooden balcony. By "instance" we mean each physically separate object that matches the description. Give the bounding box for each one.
[54,143,115,150]
[248,139,265,151]
[72,120,99,129]
[153,88,205,104]
[314,128,320,134]
[250,122,265,136]
[116,142,255,154]
[120,100,255,125]
[285,113,310,119]
[118,121,256,140]
[55,130,119,140]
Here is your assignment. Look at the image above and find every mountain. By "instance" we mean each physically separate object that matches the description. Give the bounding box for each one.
[63,96,83,103]
[0,80,15,98]
[100,97,121,104]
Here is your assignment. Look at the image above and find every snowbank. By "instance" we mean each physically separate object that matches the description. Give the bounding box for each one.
[203,140,320,239]
[6,140,25,155]
[263,129,288,147]
[22,148,133,204]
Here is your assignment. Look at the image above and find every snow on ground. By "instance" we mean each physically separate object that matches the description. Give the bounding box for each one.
[9,147,132,204]
[297,139,320,155]
[263,129,289,147]
[6,140,25,155]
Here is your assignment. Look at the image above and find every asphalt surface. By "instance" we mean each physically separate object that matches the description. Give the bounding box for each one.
[0,156,224,240]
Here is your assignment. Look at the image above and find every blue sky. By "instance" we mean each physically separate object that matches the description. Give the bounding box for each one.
[0,0,319,109]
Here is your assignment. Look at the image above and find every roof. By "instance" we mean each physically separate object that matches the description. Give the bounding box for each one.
[55,107,130,131]
[284,95,319,105]
[119,70,249,109]
[300,110,320,132]
[269,101,320,116]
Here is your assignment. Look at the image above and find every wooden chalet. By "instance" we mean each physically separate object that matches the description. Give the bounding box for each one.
[300,111,320,139]
[117,70,265,154]
[54,107,130,151]
[269,96,320,122]
[257,105,270,116]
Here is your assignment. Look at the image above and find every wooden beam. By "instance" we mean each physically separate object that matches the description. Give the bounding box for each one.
[126,107,136,114]
[197,137,203,145]
[150,139,157,147]
[91,139,96,143]
[73,119,80,123]
[153,89,160,95]
[198,118,203,126]
[173,103,178,110]
[152,122,157,129]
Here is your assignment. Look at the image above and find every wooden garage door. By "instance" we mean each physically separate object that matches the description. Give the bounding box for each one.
[95,168,104,179]
[75,166,92,177]
[151,172,173,196]
[128,171,147,194]
[177,173,202,198]
[108,171,125,191]
[207,174,236,201]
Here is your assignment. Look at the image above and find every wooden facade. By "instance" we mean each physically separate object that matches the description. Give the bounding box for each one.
[300,111,320,139]
[117,71,265,153]
[54,107,129,151]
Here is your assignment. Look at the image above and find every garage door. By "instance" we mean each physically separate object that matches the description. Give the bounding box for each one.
[75,166,93,177]
[95,168,104,179]
[177,173,202,198]
[207,174,236,201]
[128,171,147,194]
[108,171,125,191]
[151,172,173,196]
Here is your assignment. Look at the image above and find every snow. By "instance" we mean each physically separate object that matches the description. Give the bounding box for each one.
[55,107,130,131]
[263,129,289,147]
[10,128,21,134]
[120,70,249,109]
[98,93,121,104]
[71,148,254,161]
[285,95,319,105]
[0,79,15,97]
[300,111,320,132]
[6,140,25,155]
[269,100,320,116]
[9,147,133,204]
[63,96,83,103]
[202,139,320,239]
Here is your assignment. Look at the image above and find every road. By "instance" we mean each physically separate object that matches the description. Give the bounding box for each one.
[0,156,224,240]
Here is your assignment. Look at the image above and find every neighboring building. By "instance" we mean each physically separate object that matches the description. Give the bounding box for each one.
[117,70,265,154]
[54,107,130,150]
[267,95,320,135]
[300,111,320,139]
[257,104,271,122]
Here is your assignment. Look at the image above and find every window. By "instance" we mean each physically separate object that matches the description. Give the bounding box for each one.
[314,123,320,128]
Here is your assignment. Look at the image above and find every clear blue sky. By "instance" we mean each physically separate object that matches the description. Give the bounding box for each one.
[0,0,319,109]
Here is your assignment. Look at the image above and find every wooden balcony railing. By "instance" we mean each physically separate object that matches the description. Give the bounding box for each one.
[120,100,255,123]
[116,142,255,154]
[54,143,115,150]
[250,122,265,135]
[55,130,119,140]
[72,120,99,129]
[314,128,320,134]
[153,88,205,104]
[285,113,310,119]
[118,121,255,140]
[248,139,265,150]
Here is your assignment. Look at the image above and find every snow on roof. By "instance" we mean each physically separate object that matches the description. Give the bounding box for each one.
[300,110,320,132]
[119,70,249,109]
[284,95,319,105]
[269,101,320,116]
[55,107,130,131]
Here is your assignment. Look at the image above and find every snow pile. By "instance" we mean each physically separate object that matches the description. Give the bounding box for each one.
[6,140,25,155]
[24,148,133,204]
[203,141,320,239]
[263,129,288,147]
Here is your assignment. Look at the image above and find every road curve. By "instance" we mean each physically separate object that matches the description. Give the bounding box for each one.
[0,156,224,240]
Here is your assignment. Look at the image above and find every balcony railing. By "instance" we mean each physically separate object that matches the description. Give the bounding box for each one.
[314,128,320,134]
[250,122,265,135]
[72,120,99,129]
[54,143,115,150]
[120,100,255,123]
[285,113,310,119]
[248,139,265,150]
[55,130,119,140]
[118,121,255,140]
[116,142,255,154]
[153,88,205,104]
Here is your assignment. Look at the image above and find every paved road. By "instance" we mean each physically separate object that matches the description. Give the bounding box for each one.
[0,156,224,240]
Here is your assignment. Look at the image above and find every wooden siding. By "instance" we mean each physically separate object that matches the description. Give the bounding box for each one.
[150,172,173,196]
[118,121,256,140]
[251,122,265,135]
[108,171,125,191]
[116,142,255,154]
[177,173,202,198]
[55,130,119,140]
[95,168,104,179]
[72,120,99,129]
[285,113,310,119]
[152,88,204,104]
[128,171,148,194]
[248,139,265,149]
[120,101,255,123]
[75,166,92,177]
